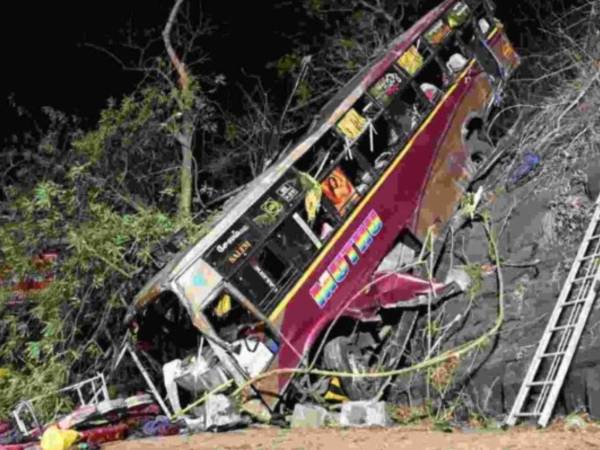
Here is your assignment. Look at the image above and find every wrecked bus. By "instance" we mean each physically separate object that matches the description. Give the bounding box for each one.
[127,0,520,419]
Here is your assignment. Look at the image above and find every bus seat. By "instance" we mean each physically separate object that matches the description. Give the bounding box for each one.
[446,53,468,73]
[420,82,442,103]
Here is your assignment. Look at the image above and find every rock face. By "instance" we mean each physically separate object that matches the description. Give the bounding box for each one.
[390,157,600,420]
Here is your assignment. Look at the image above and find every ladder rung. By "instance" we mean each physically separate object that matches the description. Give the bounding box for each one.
[539,351,565,359]
[572,275,596,283]
[578,252,600,262]
[515,412,541,417]
[527,380,554,386]
[563,299,586,306]
[551,324,576,332]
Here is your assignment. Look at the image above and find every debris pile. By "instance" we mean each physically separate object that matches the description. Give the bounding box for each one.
[0,394,183,450]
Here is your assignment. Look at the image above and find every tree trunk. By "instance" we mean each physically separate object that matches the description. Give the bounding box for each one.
[163,0,194,221]
[178,128,193,220]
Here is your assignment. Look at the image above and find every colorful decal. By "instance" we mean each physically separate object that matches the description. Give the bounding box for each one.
[424,19,451,45]
[309,210,383,308]
[321,167,360,216]
[446,2,470,28]
[253,197,284,228]
[327,253,350,283]
[369,72,403,106]
[336,108,367,140]
[396,46,424,76]
[177,259,222,315]
[227,240,253,265]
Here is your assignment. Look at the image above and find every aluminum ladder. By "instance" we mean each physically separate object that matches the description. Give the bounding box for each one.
[505,193,600,427]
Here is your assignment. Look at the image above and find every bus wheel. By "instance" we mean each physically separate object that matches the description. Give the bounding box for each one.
[323,333,383,400]
[322,310,418,401]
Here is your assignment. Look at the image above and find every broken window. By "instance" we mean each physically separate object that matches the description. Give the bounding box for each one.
[233,244,294,313]
[385,84,428,134]
[446,2,471,29]
[424,19,452,46]
[438,35,470,79]
[204,289,279,378]
[414,59,446,104]
[294,131,341,179]
[134,291,200,366]
[321,162,368,217]
[369,70,404,108]
[354,113,401,172]
[396,42,429,77]
[272,213,321,268]
[336,95,382,147]
[461,11,502,78]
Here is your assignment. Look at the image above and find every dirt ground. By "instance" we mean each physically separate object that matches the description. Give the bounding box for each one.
[104,424,600,450]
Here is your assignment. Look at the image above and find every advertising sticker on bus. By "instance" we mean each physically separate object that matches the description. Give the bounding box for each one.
[309,210,383,308]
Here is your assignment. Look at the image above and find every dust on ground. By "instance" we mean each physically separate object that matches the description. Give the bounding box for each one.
[104,423,600,450]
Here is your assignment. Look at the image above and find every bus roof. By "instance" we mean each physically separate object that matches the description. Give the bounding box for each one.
[132,0,459,308]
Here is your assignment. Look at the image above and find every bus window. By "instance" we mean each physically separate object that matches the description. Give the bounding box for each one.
[204,289,279,375]
[354,113,401,172]
[446,2,471,29]
[438,36,470,77]
[369,70,404,107]
[234,244,293,312]
[321,163,366,217]
[336,95,381,143]
[386,84,428,134]
[464,13,502,78]
[294,131,339,178]
[272,214,320,268]
[424,19,451,46]
[414,59,446,103]
[396,44,428,77]
[473,3,495,36]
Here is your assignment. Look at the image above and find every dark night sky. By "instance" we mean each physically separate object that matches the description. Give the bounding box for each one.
[1,1,297,137]
[1,1,524,140]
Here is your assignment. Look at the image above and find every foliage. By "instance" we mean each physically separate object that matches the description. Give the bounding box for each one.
[0,90,212,420]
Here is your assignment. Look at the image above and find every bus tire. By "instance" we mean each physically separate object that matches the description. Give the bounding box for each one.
[323,334,383,400]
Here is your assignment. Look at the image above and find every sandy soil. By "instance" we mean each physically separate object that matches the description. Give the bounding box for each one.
[104,424,600,450]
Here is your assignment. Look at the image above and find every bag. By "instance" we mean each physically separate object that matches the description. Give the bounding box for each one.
[40,426,79,450]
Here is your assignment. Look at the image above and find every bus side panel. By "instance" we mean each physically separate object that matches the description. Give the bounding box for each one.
[274,65,488,390]
[413,65,494,239]
[488,26,521,77]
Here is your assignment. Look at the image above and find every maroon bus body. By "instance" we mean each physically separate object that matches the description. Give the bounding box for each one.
[270,18,520,393]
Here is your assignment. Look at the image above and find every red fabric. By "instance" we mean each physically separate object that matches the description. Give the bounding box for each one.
[126,404,160,418]
[80,423,128,444]
[0,423,10,435]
